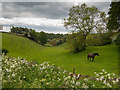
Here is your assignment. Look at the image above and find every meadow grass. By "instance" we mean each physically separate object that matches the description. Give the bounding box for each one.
[2,33,118,76]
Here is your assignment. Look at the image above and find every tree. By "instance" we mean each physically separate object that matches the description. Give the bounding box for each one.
[29,30,38,42]
[64,3,106,52]
[38,31,47,45]
[107,1,120,32]
[96,12,108,33]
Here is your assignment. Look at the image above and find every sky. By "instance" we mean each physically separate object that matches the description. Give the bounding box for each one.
[0,0,112,34]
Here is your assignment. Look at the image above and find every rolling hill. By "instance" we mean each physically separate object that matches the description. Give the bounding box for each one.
[2,32,119,76]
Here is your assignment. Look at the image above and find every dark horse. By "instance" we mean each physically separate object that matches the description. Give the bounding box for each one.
[87,53,99,62]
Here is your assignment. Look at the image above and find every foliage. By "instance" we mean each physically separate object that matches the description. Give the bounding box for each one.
[67,32,86,53]
[114,34,120,45]
[96,12,109,33]
[2,49,9,55]
[107,1,120,32]
[38,31,47,45]
[86,33,112,46]
[29,30,38,42]
[64,3,108,53]
[10,26,66,46]
[94,69,119,88]
[2,55,120,88]
[64,3,107,44]
[48,37,66,46]
[11,27,29,34]
[46,33,64,41]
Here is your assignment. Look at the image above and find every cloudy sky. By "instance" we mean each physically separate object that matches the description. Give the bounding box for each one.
[0,0,112,34]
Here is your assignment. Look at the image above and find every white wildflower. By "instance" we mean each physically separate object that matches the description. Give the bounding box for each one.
[96,78,99,81]
[96,74,99,77]
[112,73,115,76]
[112,80,116,84]
[58,66,60,69]
[12,73,15,77]
[102,69,105,72]
[107,83,112,88]
[82,83,88,88]
[100,76,104,79]
[73,75,76,78]
[76,81,80,86]
[116,78,119,82]
[64,77,67,81]
[6,68,9,72]
[108,73,110,76]
[103,80,107,85]
[71,80,75,84]
[108,76,111,79]
[67,76,71,79]
[92,84,95,87]
[99,72,103,74]
[40,78,46,82]
[84,78,88,82]
[11,65,15,68]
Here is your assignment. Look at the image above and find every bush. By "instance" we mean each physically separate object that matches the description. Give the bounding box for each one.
[2,49,9,55]
[114,34,120,45]
[67,32,86,53]
[86,33,112,46]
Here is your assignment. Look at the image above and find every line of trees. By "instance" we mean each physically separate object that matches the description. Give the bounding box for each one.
[10,27,65,45]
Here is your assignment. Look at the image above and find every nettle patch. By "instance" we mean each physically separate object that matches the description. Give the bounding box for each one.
[2,55,120,88]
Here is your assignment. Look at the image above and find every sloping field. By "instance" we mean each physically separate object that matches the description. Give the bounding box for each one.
[2,33,118,76]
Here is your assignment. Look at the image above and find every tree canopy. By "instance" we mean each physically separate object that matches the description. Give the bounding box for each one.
[64,3,107,40]
[64,3,107,53]
[107,1,120,32]
[38,31,47,45]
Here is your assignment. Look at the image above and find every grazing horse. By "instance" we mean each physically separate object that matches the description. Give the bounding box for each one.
[87,53,99,62]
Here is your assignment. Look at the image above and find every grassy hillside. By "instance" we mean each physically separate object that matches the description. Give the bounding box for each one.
[2,33,118,76]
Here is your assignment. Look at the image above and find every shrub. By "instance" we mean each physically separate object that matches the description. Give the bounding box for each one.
[2,49,9,55]
[100,33,112,45]
[24,33,28,37]
[114,34,120,45]
[67,32,86,53]
[86,33,112,46]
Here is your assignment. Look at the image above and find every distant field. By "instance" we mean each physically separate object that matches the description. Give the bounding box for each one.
[2,33,118,76]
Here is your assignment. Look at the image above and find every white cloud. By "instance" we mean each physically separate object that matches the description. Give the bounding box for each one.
[1,17,64,27]
[0,17,67,34]
[0,2,2,18]
[1,2,111,34]
[2,0,112,2]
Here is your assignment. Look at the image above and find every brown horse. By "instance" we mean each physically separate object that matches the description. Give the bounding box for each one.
[87,53,99,62]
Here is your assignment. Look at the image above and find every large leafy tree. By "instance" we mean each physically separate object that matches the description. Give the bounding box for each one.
[64,3,106,51]
[38,31,47,45]
[107,1,120,32]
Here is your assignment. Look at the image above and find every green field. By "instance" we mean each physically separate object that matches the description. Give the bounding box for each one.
[2,33,118,76]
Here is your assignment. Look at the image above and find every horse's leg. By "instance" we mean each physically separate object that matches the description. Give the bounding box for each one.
[90,57,91,62]
[92,57,94,62]
[87,56,89,61]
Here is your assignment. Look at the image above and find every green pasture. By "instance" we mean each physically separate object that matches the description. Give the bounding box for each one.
[2,33,118,76]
